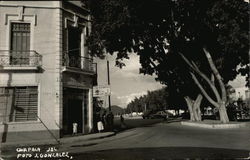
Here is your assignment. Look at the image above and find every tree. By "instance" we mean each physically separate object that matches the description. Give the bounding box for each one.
[126,87,169,113]
[88,0,249,123]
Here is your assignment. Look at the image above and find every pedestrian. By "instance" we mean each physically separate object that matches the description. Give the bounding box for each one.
[101,110,107,130]
[106,111,114,131]
[110,111,114,130]
[72,123,78,135]
[120,114,126,129]
[97,114,104,133]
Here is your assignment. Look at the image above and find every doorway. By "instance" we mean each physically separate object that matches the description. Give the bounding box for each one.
[68,99,83,134]
[63,88,89,135]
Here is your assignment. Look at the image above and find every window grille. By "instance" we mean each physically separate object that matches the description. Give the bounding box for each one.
[11,23,31,65]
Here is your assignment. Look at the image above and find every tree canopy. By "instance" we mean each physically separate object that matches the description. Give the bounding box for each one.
[88,0,248,83]
[88,0,249,122]
[126,87,169,113]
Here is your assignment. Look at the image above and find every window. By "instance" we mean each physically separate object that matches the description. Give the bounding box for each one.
[67,27,82,68]
[0,87,38,122]
[11,23,30,65]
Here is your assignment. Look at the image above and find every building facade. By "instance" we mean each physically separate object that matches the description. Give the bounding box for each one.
[0,1,96,143]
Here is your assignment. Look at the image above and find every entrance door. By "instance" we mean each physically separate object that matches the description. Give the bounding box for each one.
[83,90,88,133]
[62,88,89,135]
[68,99,83,134]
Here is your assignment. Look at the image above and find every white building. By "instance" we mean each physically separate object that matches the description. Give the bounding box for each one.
[0,1,96,143]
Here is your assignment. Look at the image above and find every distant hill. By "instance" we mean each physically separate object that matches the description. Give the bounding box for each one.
[111,105,124,115]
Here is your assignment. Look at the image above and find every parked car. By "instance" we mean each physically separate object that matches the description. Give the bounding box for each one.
[143,110,172,119]
[235,109,250,121]
[181,112,190,120]
[202,114,217,120]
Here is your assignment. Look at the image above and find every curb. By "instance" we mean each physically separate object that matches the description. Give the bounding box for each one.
[181,121,247,129]
[1,132,116,159]
[60,132,116,144]
[1,140,59,149]
[1,132,115,150]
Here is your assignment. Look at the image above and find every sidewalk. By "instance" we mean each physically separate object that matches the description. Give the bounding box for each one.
[181,120,250,129]
[1,132,115,159]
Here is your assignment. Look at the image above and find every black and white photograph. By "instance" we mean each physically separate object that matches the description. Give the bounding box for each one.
[0,0,249,159]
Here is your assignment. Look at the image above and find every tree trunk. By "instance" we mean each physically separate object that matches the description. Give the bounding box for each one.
[197,107,202,121]
[193,94,203,121]
[203,48,229,123]
[180,50,230,123]
[185,97,195,121]
[185,94,203,121]
[193,104,201,121]
[218,102,229,123]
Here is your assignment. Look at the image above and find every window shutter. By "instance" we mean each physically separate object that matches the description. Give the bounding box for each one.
[0,88,6,122]
[0,88,14,122]
[14,87,38,122]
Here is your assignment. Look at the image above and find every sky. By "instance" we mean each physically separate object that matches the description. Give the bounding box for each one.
[228,75,248,99]
[95,54,164,109]
[95,54,248,109]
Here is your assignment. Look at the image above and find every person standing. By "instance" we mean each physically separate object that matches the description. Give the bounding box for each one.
[110,111,114,131]
[101,110,107,130]
[120,114,126,129]
[97,114,104,133]
[106,111,114,131]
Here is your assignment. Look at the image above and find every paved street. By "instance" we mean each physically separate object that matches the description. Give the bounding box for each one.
[61,120,250,159]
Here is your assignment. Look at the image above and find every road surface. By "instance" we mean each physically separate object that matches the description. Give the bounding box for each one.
[62,120,250,159]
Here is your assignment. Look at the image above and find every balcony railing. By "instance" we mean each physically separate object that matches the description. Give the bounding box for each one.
[62,55,95,73]
[0,50,42,68]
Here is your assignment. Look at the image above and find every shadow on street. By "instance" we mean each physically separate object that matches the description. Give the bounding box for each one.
[72,147,250,160]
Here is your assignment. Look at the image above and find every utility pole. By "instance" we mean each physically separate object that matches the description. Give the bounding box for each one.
[107,60,111,112]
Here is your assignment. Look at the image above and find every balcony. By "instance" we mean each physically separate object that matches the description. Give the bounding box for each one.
[62,55,96,75]
[0,50,42,70]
